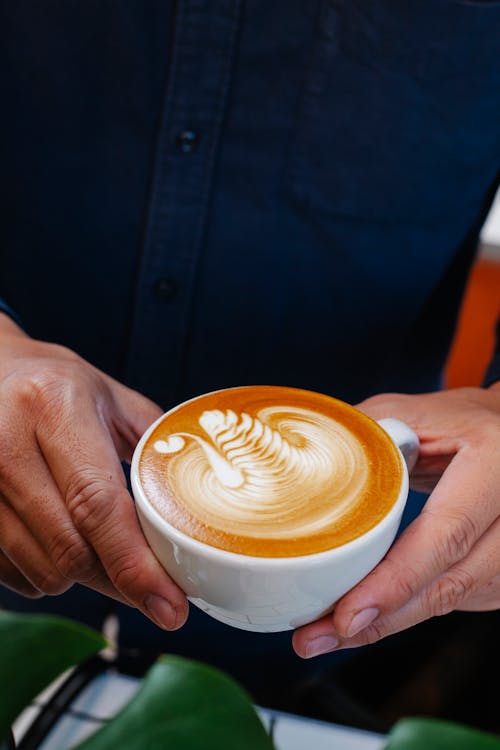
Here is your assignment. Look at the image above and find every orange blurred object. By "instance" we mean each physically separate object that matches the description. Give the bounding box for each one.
[446,256,500,388]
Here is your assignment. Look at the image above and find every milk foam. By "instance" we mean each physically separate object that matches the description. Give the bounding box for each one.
[153,405,369,540]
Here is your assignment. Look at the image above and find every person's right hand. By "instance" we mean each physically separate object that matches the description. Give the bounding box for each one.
[0,313,188,630]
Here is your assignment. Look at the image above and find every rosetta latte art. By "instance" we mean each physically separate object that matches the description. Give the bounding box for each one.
[153,406,370,539]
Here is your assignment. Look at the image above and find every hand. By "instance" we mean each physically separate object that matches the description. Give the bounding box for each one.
[0,314,188,630]
[293,384,500,658]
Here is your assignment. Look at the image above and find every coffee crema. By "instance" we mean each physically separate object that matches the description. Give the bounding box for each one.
[138,386,403,557]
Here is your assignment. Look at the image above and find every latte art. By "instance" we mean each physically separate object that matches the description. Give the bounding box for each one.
[139,387,403,556]
[153,407,369,539]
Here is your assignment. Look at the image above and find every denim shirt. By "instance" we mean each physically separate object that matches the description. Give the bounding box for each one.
[1,0,500,688]
[1,0,499,409]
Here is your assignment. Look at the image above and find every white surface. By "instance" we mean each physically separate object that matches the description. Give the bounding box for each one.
[481,189,500,247]
[70,671,140,720]
[37,714,100,750]
[13,670,386,750]
[272,711,386,750]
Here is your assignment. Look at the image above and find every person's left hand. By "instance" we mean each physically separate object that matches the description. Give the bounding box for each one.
[293,384,500,659]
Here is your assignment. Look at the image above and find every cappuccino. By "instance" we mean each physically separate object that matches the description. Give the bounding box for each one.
[138,386,403,557]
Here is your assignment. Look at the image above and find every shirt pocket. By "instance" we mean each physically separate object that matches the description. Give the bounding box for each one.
[287,0,500,225]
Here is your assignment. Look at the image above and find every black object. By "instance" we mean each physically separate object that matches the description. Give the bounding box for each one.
[14,648,157,750]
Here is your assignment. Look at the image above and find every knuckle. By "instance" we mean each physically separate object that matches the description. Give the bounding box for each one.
[394,571,420,602]
[16,370,67,408]
[4,369,76,427]
[66,471,118,534]
[439,512,478,562]
[383,555,421,603]
[109,550,144,594]
[428,569,476,616]
[9,358,87,419]
[0,370,32,404]
[34,369,80,415]
[49,528,96,582]
[367,619,385,642]
[357,619,386,646]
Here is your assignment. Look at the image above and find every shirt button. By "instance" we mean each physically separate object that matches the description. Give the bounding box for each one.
[154,277,178,302]
[176,129,199,153]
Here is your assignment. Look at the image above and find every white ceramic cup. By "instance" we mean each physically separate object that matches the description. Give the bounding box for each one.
[131,403,419,633]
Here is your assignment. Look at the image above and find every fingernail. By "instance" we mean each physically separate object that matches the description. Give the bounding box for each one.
[305,634,339,658]
[347,607,379,638]
[144,595,176,629]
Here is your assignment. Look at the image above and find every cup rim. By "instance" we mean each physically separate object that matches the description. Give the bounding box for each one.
[131,386,409,568]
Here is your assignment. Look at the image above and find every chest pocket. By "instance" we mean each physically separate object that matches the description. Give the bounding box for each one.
[288,0,500,225]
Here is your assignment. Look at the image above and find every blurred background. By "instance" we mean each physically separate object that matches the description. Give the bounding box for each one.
[446,189,500,388]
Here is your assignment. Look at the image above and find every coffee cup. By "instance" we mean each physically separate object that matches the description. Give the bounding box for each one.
[131,386,419,632]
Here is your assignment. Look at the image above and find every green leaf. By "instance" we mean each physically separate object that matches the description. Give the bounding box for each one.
[0,611,105,742]
[386,717,500,750]
[75,654,275,750]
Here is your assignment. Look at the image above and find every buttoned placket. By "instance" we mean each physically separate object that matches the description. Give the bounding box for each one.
[125,0,242,408]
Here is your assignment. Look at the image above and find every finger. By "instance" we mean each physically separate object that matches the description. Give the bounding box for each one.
[293,596,428,658]
[0,442,131,603]
[356,394,463,496]
[0,499,72,596]
[292,613,341,659]
[36,396,188,631]
[355,393,420,430]
[0,442,98,584]
[356,392,461,471]
[1,466,136,605]
[0,550,42,598]
[294,516,500,657]
[331,445,500,639]
[0,503,128,604]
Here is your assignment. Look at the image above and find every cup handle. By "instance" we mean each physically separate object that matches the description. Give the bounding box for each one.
[377,418,420,473]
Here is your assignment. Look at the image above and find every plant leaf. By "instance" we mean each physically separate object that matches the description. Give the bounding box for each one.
[0,611,105,742]
[75,654,275,750]
[385,717,500,750]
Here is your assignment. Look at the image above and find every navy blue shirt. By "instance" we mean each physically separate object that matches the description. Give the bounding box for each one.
[1,0,499,407]
[1,0,500,697]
